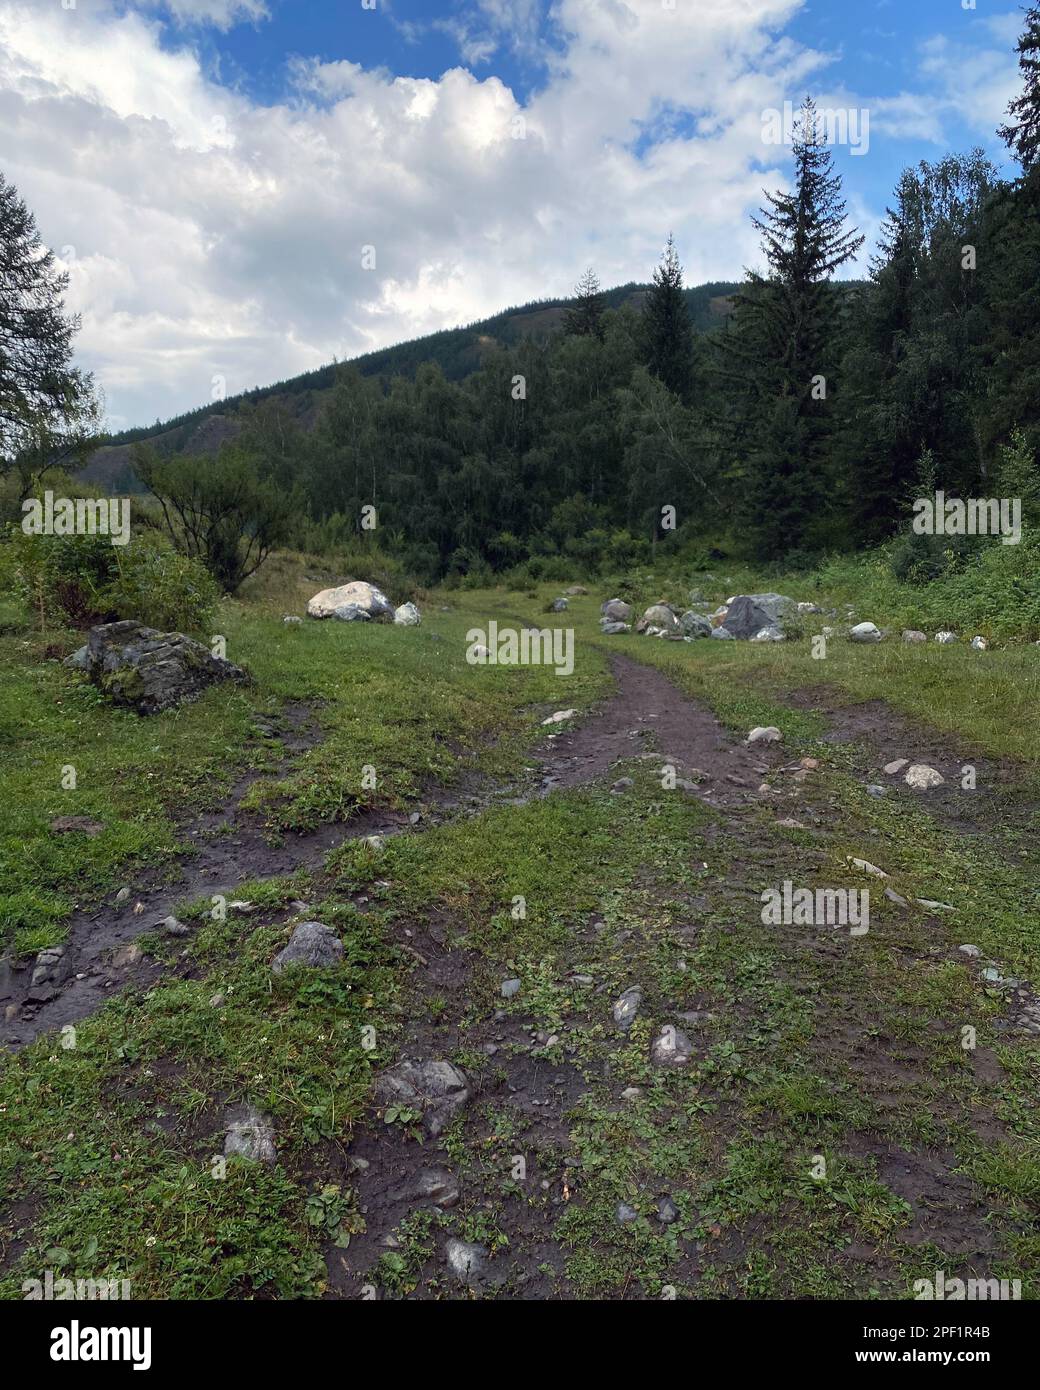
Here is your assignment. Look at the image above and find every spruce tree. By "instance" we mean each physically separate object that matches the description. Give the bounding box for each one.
[0,171,98,490]
[563,267,605,339]
[715,97,863,557]
[642,234,694,400]
[1000,3,1040,171]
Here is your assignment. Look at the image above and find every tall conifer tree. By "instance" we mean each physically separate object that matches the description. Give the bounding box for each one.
[643,234,694,400]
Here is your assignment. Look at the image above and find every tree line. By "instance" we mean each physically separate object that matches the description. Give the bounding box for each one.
[4,7,1040,591]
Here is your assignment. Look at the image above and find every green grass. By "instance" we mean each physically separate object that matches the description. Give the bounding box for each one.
[1,568,1038,1300]
[0,576,612,953]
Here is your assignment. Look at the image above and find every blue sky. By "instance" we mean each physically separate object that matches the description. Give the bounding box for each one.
[1,0,1027,427]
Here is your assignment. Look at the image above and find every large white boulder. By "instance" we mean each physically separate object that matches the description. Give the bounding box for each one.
[307,581,395,622]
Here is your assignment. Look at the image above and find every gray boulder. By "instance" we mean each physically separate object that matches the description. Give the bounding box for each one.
[599,620,631,635]
[680,611,712,638]
[710,626,735,640]
[271,921,343,974]
[722,593,795,640]
[65,620,247,716]
[601,598,633,622]
[639,604,680,634]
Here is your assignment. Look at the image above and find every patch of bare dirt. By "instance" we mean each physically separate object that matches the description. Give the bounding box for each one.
[785,686,1036,835]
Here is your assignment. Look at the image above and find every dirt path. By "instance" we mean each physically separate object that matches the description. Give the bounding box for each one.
[533,654,784,806]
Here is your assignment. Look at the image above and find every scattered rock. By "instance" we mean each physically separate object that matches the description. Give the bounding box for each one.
[610,777,634,794]
[905,764,945,790]
[375,1060,470,1137]
[390,1167,459,1209]
[971,635,988,650]
[746,726,782,745]
[271,921,343,974]
[958,945,982,959]
[566,585,588,596]
[935,631,958,645]
[616,1203,639,1225]
[115,887,130,903]
[866,785,887,798]
[847,857,889,879]
[501,978,521,999]
[902,630,927,644]
[620,1086,643,1102]
[750,625,785,642]
[209,993,226,1008]
[613,987,643,1032]
[650,1025,693,1067]
[710,626,734,640]
[884,888,908,907]
[445,1238,488,1286]
[542,709,577,726]
[224,1105,276,1165]
[657,1195,680,1225]
[884,759,909,775]
[393,602,422,626]
[599,621,631,635]
[283,615,302,625]
[28,946,67,999]
[550,597,569,613]
[849,622,882,643]
[160,915,189,937]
